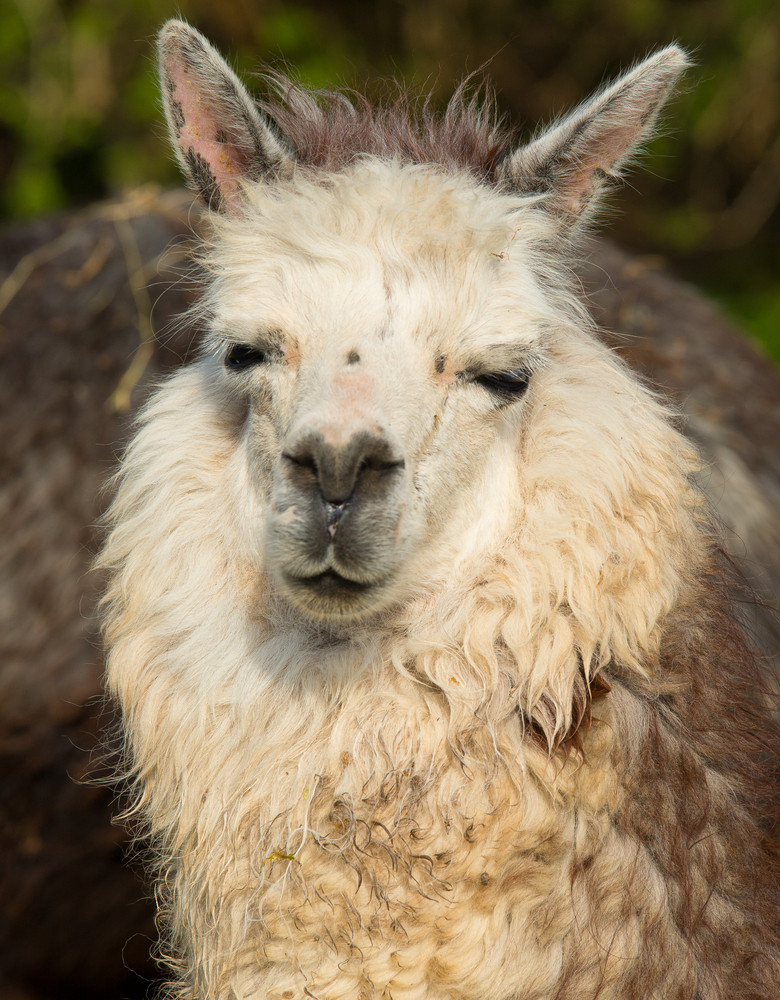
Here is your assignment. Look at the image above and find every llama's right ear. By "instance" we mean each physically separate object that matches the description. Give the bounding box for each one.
[157,20,296,213]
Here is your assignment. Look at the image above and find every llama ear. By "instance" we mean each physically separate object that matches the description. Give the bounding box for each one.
[497,46,689,223]
[157,20,296,213]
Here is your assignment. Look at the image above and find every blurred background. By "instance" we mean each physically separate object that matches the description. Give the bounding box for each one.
[0,0,779,361]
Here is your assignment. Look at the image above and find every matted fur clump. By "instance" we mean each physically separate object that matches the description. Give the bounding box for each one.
[100,20,780,1000]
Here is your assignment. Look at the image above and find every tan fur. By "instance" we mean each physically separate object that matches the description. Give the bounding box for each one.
[100,23,780,999]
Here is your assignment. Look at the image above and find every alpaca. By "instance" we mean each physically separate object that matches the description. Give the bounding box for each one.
[100,20,780,1000]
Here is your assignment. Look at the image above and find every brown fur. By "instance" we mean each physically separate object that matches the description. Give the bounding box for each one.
[594,556,780,998]
[257,73,514,178]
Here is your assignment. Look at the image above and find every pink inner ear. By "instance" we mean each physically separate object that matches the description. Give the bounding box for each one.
[559,121,642,215]
[168,60,248,206]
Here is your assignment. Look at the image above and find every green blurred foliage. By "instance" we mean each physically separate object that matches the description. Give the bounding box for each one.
[1,0,778,360]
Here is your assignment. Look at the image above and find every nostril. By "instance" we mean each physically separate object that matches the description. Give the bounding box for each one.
[356,454,405,474]
[283,430,404,504]
[283,450,318,473]
[372,457,405,473]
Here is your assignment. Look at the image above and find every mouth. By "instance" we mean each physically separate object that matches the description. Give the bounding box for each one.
[293,568,373,595]
[281,567,389,619]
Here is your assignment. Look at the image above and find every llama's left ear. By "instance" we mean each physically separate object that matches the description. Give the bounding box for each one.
[157,20,296,213]
[497,46,689,223]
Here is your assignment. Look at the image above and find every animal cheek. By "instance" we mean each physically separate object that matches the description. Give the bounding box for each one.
[245,413,283,493]
[246,452,277,505]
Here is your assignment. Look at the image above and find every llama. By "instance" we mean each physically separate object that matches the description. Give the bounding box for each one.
[100,20,780,1000]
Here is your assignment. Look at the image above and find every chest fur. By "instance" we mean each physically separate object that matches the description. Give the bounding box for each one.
[159,691,627,1000]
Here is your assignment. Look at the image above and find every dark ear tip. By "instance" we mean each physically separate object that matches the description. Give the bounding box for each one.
[157,19,206,57]
[158,18,189,42]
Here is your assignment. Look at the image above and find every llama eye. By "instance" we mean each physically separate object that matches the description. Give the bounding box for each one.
[225,344,268,369]
[476,368,531,398]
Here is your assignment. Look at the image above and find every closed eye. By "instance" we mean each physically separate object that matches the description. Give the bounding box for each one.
[225,344,268,369]
[475,368,531,398]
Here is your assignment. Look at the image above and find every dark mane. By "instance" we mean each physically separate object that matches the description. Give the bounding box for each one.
[256,72,515,178]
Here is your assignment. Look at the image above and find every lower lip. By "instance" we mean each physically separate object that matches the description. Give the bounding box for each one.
[289,569,373,596]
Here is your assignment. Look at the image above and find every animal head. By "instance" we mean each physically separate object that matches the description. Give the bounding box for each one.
[153,21,690,633]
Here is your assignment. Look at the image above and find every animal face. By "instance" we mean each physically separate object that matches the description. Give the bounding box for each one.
[203,165,554,621]
[158,20,687,625]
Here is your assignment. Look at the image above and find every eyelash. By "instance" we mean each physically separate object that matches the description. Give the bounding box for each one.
[474,368,532,399]
[224,344,268,369]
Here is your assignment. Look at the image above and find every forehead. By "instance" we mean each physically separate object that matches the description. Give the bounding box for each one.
[208,160,551,353]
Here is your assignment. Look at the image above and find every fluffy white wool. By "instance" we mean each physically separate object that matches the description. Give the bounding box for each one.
[100,153,707,998]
